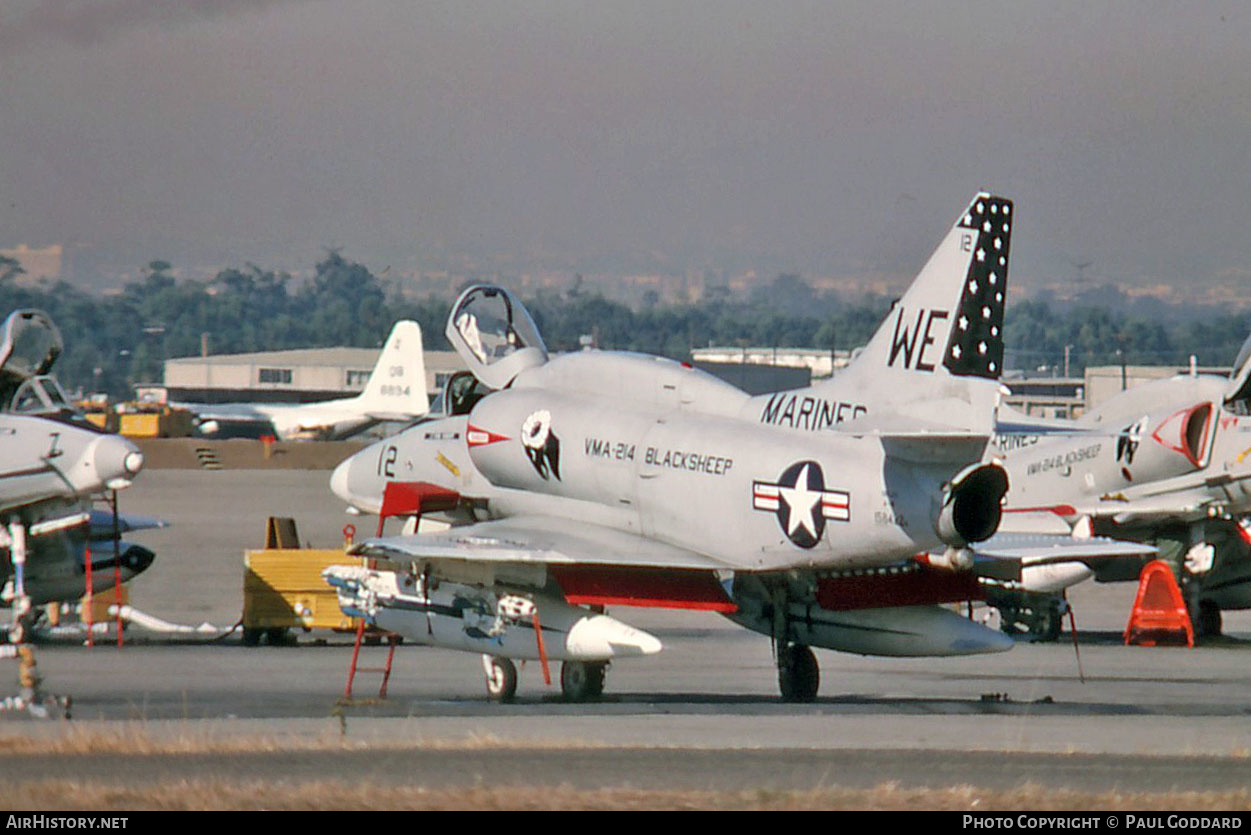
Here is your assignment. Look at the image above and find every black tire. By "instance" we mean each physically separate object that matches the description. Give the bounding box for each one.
[1031,606,1064,643]
[484,656,518,703]
[996,606,1023,635]
[1197,600,1223,638]
[265,627,289,646]
[778,644,820,702]
[560,661,607,701]
[241,627,262,647]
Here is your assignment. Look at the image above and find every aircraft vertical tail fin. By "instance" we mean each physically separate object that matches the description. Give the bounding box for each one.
[354,320,429,418]
[810,192,1013,433]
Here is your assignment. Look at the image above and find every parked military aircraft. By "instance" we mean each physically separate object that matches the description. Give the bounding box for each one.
[0,310,149,714]
[325,193,1044,702]
[190,320,429,440]
[983,346,1251,637]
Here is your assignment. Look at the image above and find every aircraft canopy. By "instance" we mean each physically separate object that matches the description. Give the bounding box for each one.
[1227,330,1251,413]
[0,310,62,382]
[445,285,548,389]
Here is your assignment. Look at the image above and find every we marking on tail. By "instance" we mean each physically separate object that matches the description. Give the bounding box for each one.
[751,192,1014,435]
[887,308,950,372]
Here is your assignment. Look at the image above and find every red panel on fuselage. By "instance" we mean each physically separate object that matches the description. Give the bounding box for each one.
[379,481,461,517]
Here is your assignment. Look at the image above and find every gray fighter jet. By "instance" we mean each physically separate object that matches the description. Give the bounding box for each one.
[326,193,1038,702]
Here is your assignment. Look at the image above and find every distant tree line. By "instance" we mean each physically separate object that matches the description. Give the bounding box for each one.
[0,254,1246,399]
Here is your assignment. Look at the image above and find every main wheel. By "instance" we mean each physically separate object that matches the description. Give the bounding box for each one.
[1030,605,1064,643]
[1197,600,1223,638]
[778,644,819,702]
[482,655,518,703]
[560,660,606,701]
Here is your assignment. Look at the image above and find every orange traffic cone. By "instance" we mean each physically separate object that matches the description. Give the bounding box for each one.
[1124,560,1194,647]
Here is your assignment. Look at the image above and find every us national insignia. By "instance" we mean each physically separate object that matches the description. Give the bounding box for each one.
[752,460,849,548]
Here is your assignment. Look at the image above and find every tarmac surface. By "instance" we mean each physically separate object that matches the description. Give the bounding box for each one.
[5,467,1251,799]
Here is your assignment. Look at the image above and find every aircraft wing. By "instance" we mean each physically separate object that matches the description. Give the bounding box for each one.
[87,509,168,541]
[349,515,738,611]
[351,515,732,571]
[1015,467,1251,529]
[364,411,419,423]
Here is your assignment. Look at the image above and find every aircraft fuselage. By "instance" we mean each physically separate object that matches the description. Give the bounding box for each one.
[335,354,989,574]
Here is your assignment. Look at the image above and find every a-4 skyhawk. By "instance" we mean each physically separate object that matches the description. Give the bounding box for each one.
[327,193,1028,702]
[978,344,1251,638]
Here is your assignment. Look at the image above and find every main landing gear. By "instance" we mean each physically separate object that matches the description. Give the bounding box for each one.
[480,656,608,702]
[777,643,820,703]
[559,660,606,701]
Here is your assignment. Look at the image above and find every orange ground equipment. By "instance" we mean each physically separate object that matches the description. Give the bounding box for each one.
[1124,560,1194,647]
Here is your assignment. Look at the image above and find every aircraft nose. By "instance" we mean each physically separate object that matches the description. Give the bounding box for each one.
[91,435,145,488]
[330,457,353,503]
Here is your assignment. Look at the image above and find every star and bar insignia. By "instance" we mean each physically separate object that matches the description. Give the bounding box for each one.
[752,460,850,549]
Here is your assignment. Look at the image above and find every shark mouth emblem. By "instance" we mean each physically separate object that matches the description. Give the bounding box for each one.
[752,460,849,548]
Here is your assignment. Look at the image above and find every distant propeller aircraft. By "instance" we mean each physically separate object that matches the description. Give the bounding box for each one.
[189,320,429,440]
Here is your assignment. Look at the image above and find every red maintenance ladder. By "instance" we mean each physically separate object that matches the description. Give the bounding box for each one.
[342,481,460,701]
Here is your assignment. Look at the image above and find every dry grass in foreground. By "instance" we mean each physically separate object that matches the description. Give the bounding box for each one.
[8,781,1251,811]
[0,727,588,756]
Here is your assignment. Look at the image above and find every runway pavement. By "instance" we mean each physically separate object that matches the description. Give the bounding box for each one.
[4,468,1251,803]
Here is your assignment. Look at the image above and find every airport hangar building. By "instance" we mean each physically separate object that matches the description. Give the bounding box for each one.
[163,347,467,407]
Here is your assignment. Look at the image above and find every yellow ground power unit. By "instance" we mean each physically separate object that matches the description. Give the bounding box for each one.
[241,516,361,645]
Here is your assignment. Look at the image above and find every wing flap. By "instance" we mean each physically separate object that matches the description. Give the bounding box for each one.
[552,566,736,612]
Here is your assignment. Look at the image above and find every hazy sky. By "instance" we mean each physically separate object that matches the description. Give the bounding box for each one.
[3,0,1251,287]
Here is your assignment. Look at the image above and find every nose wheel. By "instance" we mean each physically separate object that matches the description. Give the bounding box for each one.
[777,644,819,702]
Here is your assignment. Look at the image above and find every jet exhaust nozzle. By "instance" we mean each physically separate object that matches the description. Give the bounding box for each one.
[936,462,1009,547]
